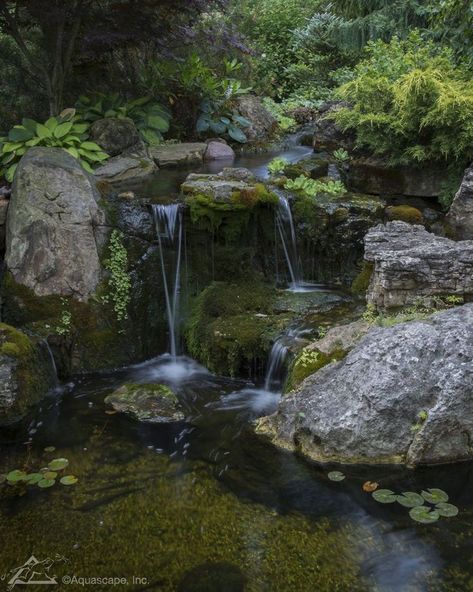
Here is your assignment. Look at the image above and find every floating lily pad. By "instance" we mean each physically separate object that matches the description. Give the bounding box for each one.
[435,502,458,517]
[396,492,425,508]
[37,478,55,489]
[24,473,43,485]
[6,470,27,483]
[48,458,69,471]
[362,481,379,492]
[328,471,345,482]
[372,489,397,503]
[43,471,57,480]
[409,506,440,524]
[421,488,449,504]
[60,475,78,486]
[44,446,56,452]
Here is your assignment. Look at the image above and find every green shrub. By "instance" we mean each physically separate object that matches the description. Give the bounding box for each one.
[284,175,346,198]
[0,110,108,181]
[332,32,473,165]
[76,93,171,145]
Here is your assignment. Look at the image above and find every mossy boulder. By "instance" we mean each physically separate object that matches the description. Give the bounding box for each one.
[105,383,184,423]
[0,323,55,425]
[385,205,424,225]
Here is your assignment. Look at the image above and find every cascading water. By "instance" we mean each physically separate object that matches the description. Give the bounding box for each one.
[152,203,184,358]
[275,192,303,291]
[264,338,289,393]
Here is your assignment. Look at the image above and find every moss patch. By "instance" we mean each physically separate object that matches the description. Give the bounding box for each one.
[285,347,346,392]
[385,205,423,225]
[351,261,374,295]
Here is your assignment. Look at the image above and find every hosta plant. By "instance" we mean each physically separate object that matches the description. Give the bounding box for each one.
[76,93,171,145]
[0,110,108,181]
[197,97,252,143]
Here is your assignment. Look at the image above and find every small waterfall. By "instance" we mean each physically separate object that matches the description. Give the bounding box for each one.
[152,204,184,358]
[42,339,58,386]
[264,338,289,392]
[275,193,303,290]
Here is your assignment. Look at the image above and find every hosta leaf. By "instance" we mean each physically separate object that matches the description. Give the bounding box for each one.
[397,492,425,508]
[80,160,94,173]
[372,489,397,503]
[44,117,58,131]
[435,502,458,517]
[209,120,227,134]
[2,142,22,153]
[53,121,73,139]
[22,118,39,132]
[80,141,103,151]
[196,115,211,133]
[233,115,252,128]
[36,123,52,139]
[140,128,161,145]
[8,126,33,142]
[72,123,89,135]
[409,506,440,524]
[228,125,247,143]
[146,114,169,132]
[24,473,43,484]
[421,488,449,504]
[6,163,18,182]
[65,147,79,159]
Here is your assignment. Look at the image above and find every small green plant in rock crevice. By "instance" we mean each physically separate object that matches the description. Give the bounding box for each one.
[55,298,72,336]
[411,410,428,433]
[103,231,132,323]
[268,157,289,175]
[284,175,346,198]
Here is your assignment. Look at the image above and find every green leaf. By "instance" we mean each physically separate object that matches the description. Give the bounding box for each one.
[196,115,211,133]
[37,478,55,489]
[48,458,69,471]
[8,126,33,142]
[36,123,52,139]
[228,125,247,143]
[25,473,43,484]
[44,117,58,131]
[372,489,397,503]
[80,141,103,152]
[6,163,18,182]
[210,120,227,134]
[435,502,458,517]
[146,114,169,132]
[22,118,39,133]
[43,471,57,480]
[233,115,252,128]
[60,475,78,486]
[53,121,73,139]
[80,160,94,174]
[2,142,22,153]
[421,488,449,504]
[72,123,89,135]
[140,128,161,145]
[64,147,79,159]
[6,469,27,483]
[409,506,440,524]
[220,117,231,125]
[396,492,425,508]
[327,471,345,482]
[59,107,76,121]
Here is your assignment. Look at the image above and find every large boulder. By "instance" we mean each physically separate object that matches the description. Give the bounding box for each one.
[89,117,141,156]
[313,101,355,152]
[446,163,473,239]
[0,323,55,426]
[364,221,473,310]
[347,157,446,197]
[105,383,184,423]
[204,141,235,161]
[5,147,105,301]
[234,95,277,143]
[149,143,208,168]
[257,304,473,466]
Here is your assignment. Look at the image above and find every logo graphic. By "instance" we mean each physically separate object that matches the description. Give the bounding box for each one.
[2,555,68,590]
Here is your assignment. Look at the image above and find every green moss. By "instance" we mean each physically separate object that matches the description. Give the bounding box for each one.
[285,347,346,392]
[117,382,176,401]
[0,323,33,358]
[385,205,423,224]
[351,262,374,295]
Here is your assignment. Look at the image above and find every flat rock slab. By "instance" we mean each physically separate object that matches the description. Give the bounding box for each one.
[94,155,157,184]
[181,167,257,202]
[364,221,473,309]
[105,383,184,423]
[149,143,208,168]
[257,304,473,467]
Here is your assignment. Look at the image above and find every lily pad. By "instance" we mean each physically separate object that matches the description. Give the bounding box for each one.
[43,471,57,480]
[396,492,425,508]
[60,475,78,486]
[48,458,69,471]
[37,478,55,489]
[328,471,345,482]
[6,470,27,483]
[435,502,458,517]
[24,473,43,485]
[372,489,397,503]
[44,446,56,452]
[409,506,440,524]
[421,488,449,504]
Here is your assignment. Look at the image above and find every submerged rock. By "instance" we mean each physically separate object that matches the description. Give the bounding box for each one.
[89,117,141,156]
[364,221,473,310]
[0,323,55,425]
[149,142,208,167]
[258,304,473,466]
[446,163,473,239]
[6,147,105,300]
[105,383,184,423]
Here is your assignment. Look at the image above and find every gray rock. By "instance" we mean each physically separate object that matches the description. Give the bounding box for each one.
[89,117,141,156]
[313,101,355,152]
[105,383,184,423]
[235,95,277,142]
[257,304,473,466]
[347,157,446,197]
[149,143,208,167]
[6,147,105,301]
[0,197,8,250]
[94,155,157,185]
[364,221,473,309]
[446,163,473,239]
[204,141,236,161]
[309,319,371,356]
[181,167,258,202]
[0,323,55,426]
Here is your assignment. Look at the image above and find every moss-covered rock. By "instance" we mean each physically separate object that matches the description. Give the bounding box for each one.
[385,205,424,225]
[351,261,374,295]
[105,383,184,423]
[0,323,55,425]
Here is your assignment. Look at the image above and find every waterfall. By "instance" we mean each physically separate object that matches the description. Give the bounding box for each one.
[275,193,303,290]
[42,339,58,386]
[152,204,184,358]
[264,338,289,392]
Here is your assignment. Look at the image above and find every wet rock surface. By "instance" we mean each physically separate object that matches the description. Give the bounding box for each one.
[94,155,157,185]
[446,163,473,239]
[90,117,141,156]
[364,221,473,309]
[105,383,184,423]
[258,304,473,466]
[149,143,208,168]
